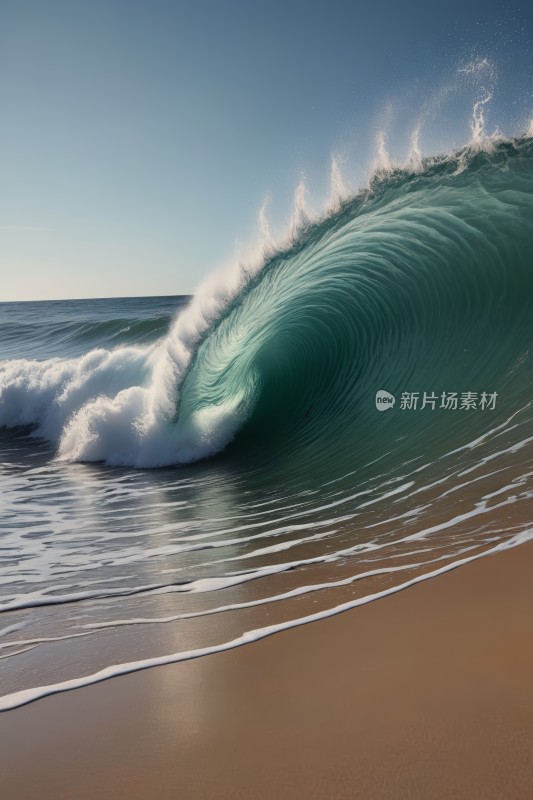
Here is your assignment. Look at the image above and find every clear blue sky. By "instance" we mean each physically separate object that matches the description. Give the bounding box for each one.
[1,0,532,300]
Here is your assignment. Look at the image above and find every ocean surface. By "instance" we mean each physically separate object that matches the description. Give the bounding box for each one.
[1,138,533,710]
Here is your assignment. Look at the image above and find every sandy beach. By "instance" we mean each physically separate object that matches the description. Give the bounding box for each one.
[1,539,531,800]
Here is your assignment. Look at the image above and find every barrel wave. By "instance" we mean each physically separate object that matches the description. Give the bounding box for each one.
[1,136,533,711]
[1,137,532,476]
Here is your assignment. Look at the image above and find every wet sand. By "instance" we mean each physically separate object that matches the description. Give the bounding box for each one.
[1,541,532,800]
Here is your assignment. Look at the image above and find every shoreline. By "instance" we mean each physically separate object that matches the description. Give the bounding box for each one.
[1,540,532,799]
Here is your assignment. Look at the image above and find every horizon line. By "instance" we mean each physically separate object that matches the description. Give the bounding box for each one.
[0,293,192,304]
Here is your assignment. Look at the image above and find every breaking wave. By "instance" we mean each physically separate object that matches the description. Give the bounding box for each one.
[1,136,533,475]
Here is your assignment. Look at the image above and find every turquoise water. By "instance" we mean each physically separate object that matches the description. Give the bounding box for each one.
[1,139,532,709]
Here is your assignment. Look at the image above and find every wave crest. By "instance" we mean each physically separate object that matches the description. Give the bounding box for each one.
[1,138,533,469]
